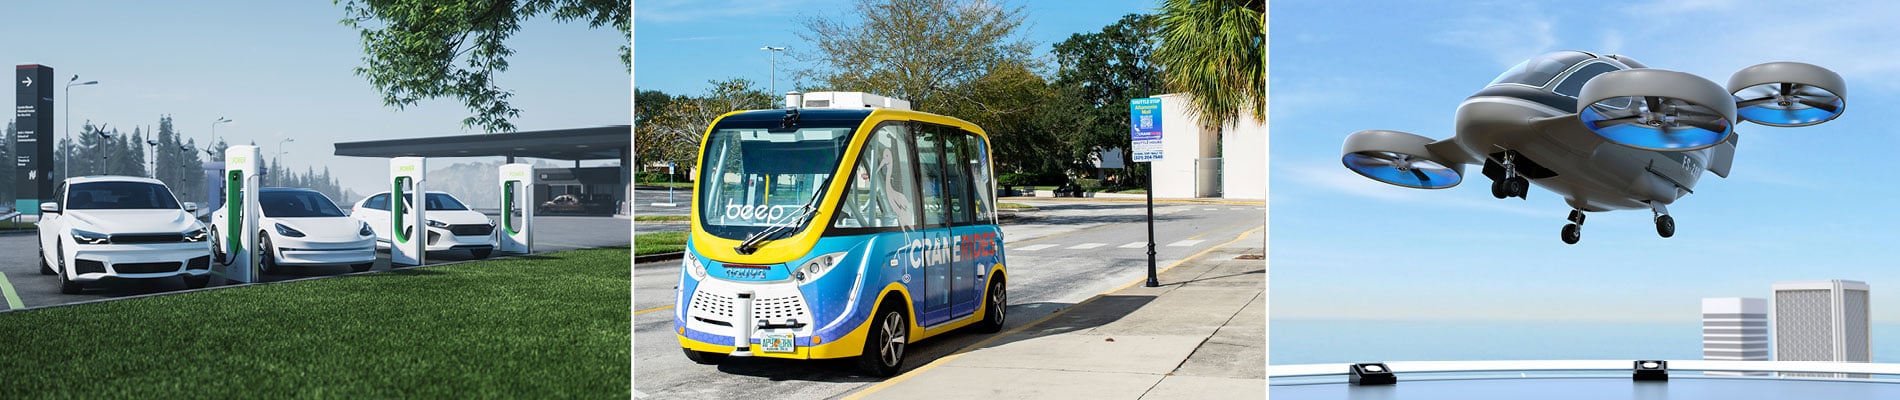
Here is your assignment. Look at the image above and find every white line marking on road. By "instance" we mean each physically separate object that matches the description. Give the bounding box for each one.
[1068,243,1105,250]
[1016,244,1057,252]
[1203,208,1220,211]
[0,271,23,310]
[1118,242,1146,248]
[1167,239,1206,247]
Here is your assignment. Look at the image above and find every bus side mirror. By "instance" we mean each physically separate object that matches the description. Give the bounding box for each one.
[183,202,200,213]
[40,203,61,214]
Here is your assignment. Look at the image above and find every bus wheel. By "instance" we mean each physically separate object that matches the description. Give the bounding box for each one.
[857,303,908,377]
[970,278,1006,333]
[682,347,727,365]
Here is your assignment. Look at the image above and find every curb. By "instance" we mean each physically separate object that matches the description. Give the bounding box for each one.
[1002,197,1264,206]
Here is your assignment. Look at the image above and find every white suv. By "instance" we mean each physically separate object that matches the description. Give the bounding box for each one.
[36,176,212,293]
[350,191,495,258]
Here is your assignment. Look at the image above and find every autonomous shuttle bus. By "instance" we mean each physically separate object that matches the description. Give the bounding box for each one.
[676,92,1007,376]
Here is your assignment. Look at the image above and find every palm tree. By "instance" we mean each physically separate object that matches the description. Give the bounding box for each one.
[1153,0,1264,129]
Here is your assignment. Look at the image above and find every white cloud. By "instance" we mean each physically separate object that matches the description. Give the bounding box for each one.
[1432,5,1558,68]
[636,0,814,23]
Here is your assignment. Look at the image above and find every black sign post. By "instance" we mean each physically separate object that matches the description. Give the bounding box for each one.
[15,65,55,215]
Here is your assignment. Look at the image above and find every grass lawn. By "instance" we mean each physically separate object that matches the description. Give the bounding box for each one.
[632,215,688,222]
[0,220,33,230]
[996,202,1034,210]
[636,181,693,188]
[0,247,630,398]
[635,231,688,256]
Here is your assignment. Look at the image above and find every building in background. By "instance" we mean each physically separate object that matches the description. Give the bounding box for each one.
[1702,297,1769,376]
[1148,94,1265,200]
[1773,280,1871,378]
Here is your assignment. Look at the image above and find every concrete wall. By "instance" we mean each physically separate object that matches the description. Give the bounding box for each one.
[1151,93,1264,200]
[1150,94,1196,198]
[1222,114,1267,200]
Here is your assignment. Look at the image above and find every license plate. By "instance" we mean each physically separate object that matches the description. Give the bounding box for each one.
[761,333,795,353]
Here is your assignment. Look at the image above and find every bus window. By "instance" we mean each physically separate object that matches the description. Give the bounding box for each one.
[941,127,974,225]
[697,126,853,239]
[961,130,994,222]
[916,124,950,226]
[833,123,919,229]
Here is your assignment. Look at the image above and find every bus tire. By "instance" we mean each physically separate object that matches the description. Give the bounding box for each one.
[970,277,1006,333]
[856,300,909,377]
[682,347,727,365]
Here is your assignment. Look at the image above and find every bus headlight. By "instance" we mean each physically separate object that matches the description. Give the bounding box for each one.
[795,251,849,284]
[683,252,707,280]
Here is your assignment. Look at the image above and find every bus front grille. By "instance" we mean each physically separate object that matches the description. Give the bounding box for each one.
[689,290,810,326]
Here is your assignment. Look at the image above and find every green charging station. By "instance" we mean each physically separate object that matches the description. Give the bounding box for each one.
[390,157,426,266]
[499,163,533,255]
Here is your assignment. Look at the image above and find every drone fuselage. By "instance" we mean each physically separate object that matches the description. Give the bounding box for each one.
[1450,92,1714,212]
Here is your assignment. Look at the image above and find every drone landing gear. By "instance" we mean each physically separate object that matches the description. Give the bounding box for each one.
[1651,201,1675,238]
[1561,209,1585,245]
[1490,154,1529,200]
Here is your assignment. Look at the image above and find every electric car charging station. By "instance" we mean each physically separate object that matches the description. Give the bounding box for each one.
[389,157,427,266]
[220,145,263,284]
[499,163,534,255]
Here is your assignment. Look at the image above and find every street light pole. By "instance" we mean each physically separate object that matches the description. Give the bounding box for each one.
[210,117,232,158]
[276,137,294,186]
[761,46,786,98]
[64,76,99,180]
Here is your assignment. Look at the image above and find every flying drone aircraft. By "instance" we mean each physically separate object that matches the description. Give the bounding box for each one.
[1340,51,1846,244]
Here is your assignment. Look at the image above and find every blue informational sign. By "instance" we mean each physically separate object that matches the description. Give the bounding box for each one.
[1130,97,1163,162]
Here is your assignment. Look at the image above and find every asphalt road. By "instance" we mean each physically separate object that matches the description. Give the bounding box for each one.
[634,187,691,216]
[0,215,629,312]
[633,199,1265,399]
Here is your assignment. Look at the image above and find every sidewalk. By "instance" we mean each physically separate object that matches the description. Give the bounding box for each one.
[848,228,1265,399]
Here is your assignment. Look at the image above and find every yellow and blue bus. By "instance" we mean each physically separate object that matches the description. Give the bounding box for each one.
[675,92,1007,376]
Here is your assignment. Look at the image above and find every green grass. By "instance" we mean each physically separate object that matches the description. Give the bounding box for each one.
[0,247,630,398]
[635,231,688,256]
[637,181,694,188]
[633,215,689,222]
[0,220,33,230]
[996,202,1034,210]
[1111,189,1148,194]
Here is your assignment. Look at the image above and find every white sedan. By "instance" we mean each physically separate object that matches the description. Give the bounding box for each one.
[351,191,496,258]
[211,188,376,273]
[36,176,212,294]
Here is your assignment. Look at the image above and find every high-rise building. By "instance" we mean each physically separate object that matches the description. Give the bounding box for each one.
[1773,280,1871,378]
[1703,297,1769,376]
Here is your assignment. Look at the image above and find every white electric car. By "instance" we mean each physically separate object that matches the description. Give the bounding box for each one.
[351,191,495,258]
[36,176,212,294]
[211,188,376,273]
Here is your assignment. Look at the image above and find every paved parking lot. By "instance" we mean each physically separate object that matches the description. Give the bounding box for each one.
[0,215,629,311]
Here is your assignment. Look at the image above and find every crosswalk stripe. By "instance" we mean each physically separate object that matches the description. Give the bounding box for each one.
[1118,242,1146,248]
[1167,239,1206,247]
[1016,244,1057,251]
[1068,243,1105,250]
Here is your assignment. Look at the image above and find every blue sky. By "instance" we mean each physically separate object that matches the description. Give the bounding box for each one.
[634,0,1165,96]
[1271,0,1900,322]
[1,2,628,196]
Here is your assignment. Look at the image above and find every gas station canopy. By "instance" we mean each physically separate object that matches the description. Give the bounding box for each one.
[333,125,629,160]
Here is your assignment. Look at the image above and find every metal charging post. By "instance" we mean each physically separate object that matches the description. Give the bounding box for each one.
[390,157,427,266]
[499,163,533,255]
[221,145,262,284]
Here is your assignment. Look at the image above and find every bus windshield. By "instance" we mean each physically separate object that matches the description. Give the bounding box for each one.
[697,124,857,240]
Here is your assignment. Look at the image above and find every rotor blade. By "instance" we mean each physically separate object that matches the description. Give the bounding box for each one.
[1782,82,1794,97]
[1645,96,1665,112]
[1795,97,1841,112]
[1590,115,1645,129]
[1672,118,1729,134]
[1736,96,1777,108]
[1409,167,1431,183]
